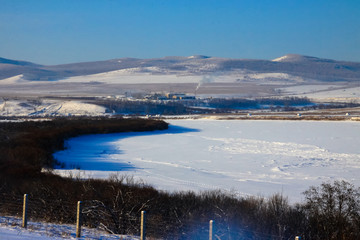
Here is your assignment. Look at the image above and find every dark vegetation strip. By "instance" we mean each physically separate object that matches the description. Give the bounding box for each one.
[96,97,360,115]
[0,117,168,177]
[1,118,360,239]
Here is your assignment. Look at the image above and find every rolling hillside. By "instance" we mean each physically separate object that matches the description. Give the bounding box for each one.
[1,54,360,82]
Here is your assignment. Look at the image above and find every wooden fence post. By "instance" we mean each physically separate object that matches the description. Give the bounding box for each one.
[140,210,146,240]
[209,220,214,240]
[22,194,28,228]
[76,201,82,238]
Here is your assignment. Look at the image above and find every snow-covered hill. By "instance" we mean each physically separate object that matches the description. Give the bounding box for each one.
[1,54,359,83]
[0,99,106,117]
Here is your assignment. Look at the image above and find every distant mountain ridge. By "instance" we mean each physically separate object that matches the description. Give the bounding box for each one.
[272,54,340,62]
[0,57,40,66]
[1,54,359,82]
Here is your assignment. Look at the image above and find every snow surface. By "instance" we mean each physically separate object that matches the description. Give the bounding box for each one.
[272,55,290,62]
[278,84,360,102]
[54,119,360,203]
[0,74,26,84]
[0,100,106,116]
[57,71,204,84]
[0,216,136,240]
[57,70,306,85]
[298,87,360,102]
[32,101,106,116]
[278,84,341,94]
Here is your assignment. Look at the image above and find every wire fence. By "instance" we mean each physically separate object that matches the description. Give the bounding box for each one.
[0,193,302,240]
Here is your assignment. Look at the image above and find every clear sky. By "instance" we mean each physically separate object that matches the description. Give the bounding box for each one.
[0,0,359,65]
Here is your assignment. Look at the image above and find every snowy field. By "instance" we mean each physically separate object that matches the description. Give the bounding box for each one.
[54,119,360,203]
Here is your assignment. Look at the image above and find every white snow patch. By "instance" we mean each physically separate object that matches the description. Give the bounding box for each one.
[272,56,289,62]
[0,100,39,116]
[278,84,341,94]
[234,72,306,84]
[278,84,360,102]
[0,100,106,116]
[36,101,106,116]
[302,87,360,102]
[0,74,26,84]
[248,72,291,79]
[60,71,203,84]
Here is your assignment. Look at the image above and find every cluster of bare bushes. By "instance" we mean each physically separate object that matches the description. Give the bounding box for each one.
[2,176,359,239]
[1,118,360,239]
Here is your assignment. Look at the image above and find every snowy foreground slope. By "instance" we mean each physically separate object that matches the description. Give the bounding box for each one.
[54,119,360,203]
[0,216,136,240]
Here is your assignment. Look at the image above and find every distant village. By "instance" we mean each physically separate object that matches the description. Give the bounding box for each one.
[144,93,196,100]
[103,92,197,101]
[93,93,345,116]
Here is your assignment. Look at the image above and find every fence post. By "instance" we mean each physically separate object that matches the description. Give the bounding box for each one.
[22,194,28,228]
[209,220,214,240]
[76,201,82,238]
[140,210,146,240]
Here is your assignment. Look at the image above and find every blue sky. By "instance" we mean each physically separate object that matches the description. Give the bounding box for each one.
[0,0,359,64]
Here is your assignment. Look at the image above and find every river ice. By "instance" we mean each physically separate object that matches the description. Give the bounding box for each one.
[53,119,360,203]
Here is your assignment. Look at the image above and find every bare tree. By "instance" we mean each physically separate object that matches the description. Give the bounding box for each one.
[302,180,360,240]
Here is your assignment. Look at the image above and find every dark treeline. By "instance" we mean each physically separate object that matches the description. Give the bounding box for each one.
[97,97,358,115]
[102,100,191,115]
[0,117,168,177]
[1,118,360,239]
[202,97,313,110]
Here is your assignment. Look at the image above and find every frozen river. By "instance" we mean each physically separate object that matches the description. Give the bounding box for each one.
[54,119,360,202]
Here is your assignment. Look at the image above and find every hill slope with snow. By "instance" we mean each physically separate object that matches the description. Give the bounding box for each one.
[0,99,106,117]
[1,55,359,83]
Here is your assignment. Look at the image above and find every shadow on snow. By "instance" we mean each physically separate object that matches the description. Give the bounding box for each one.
[53,124,200,171]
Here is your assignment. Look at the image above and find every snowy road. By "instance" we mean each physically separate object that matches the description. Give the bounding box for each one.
[54,119,360,202]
